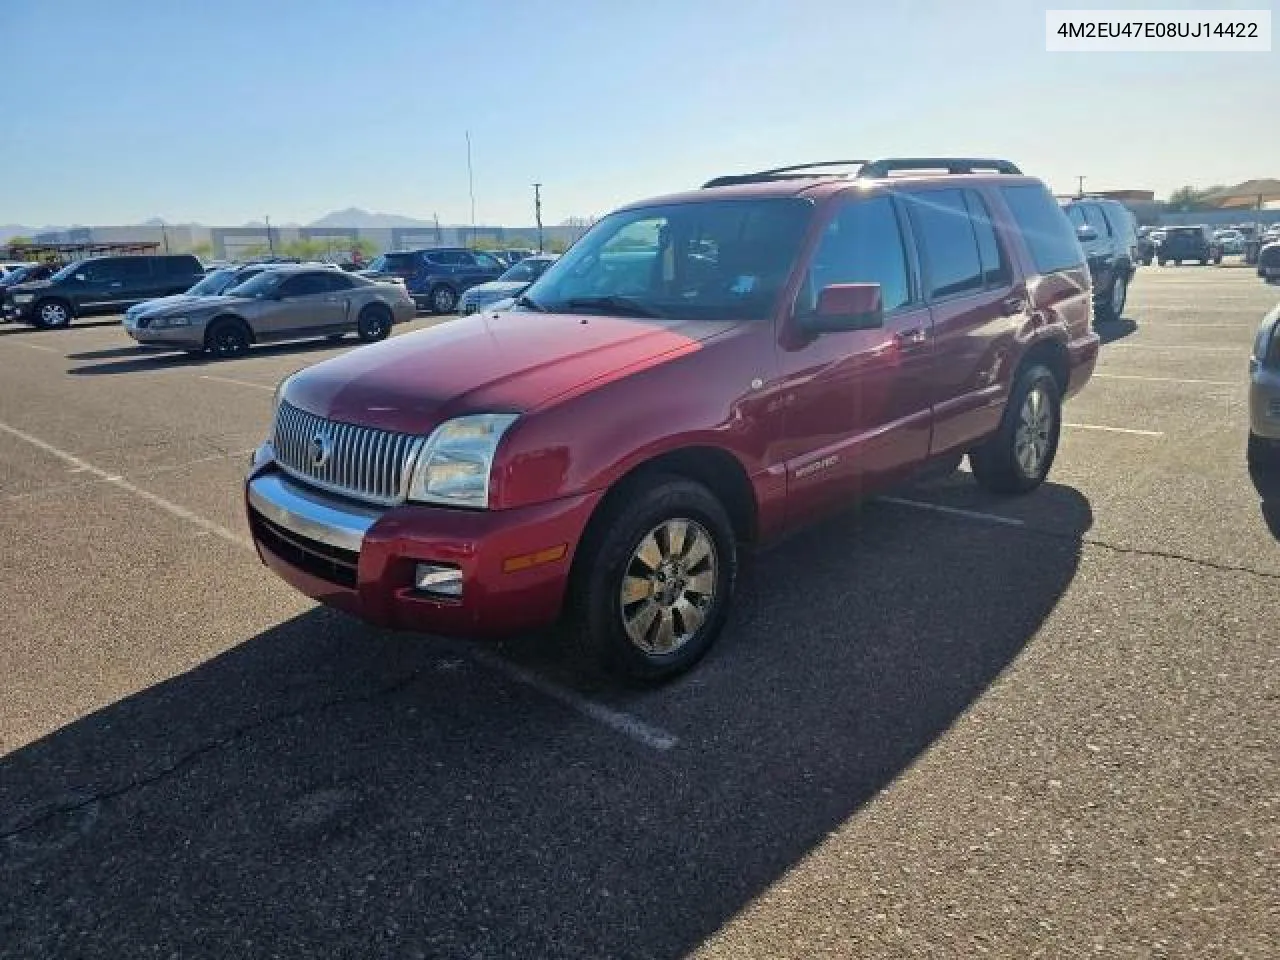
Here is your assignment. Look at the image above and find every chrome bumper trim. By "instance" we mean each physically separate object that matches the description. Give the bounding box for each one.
[248,470,383,553]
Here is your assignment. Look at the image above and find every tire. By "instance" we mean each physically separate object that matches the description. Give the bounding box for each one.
[356,304,392,342]
[571,475,737,681]
[1158,258,1167,266]
[1248,432,1277,469]
[429,285,458,314]
[204,317,251,358]
[1094,270,1128,323]
[33,298,72,329]
[1199,259,1207,266]
[970,363,1062,495]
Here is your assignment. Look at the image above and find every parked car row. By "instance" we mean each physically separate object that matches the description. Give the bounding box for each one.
[244,156,1102,680]
[458,254,558,314]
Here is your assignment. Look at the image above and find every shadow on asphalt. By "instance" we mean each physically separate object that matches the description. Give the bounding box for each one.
[1097,315,1138,345]
[0,319,120,337]
[0,481,1092,958]
[66,338,353,375]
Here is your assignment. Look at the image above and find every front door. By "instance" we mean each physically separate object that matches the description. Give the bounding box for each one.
[256,271,345,340]
[778,193,933,523]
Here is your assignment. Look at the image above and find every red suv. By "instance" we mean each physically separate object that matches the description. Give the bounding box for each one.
[246,158,1099,679]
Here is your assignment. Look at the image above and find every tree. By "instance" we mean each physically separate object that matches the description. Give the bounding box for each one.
[191,241,214,261]
[1165,185,1228,212]
[239,243,269,259]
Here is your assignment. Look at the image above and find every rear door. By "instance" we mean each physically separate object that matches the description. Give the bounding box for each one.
[779,191,933,518]
[905,186,1023,456]
[156,256,203,296]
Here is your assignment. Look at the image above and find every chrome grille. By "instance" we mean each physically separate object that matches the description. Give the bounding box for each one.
[271,400,422,505]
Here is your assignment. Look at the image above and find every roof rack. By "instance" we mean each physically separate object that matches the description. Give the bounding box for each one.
[857,157,1022,178]
[701,157,1021,189]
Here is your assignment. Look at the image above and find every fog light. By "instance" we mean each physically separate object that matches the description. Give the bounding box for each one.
[414,562,463,598]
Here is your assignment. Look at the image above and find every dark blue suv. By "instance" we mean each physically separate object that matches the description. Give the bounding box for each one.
[360,247,507,313]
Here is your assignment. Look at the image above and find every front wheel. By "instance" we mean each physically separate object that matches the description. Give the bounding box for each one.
[205,317,251,358]
[970,364,1061,495]
[34,299,72,329]
[572,476,737,681]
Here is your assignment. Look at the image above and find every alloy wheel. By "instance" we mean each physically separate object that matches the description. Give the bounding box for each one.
[619,518,718,655]
[1014,384,1053,478]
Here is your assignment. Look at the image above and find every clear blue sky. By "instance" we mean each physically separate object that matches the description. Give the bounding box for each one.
[4,0,1275,227]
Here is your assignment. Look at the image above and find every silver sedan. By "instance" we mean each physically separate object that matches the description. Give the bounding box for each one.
[1249,302,1280,466]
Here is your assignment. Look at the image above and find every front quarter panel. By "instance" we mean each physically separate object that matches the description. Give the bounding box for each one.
[490,322,779,512]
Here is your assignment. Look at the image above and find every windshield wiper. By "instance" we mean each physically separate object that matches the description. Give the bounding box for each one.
[515,293,545,312]
[559,295,664,318]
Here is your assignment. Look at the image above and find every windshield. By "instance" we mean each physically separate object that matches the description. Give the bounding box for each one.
[498,258,553,283]
[368,253,417,274]
[186,268,237,296]
[524,198,813,321]
[49,260,87,282]
[224,270,283,298]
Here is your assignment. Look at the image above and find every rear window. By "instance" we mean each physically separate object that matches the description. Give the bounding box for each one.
[1000,184,1085,275]
[160,255,202,276]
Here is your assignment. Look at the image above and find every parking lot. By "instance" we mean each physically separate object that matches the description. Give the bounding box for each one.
[1,267,1276,957]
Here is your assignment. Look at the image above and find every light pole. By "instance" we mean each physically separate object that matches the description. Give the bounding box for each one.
[465,131,476,247]
[532,182,543,253]
[1076,175,1086,198]
[265,215,274,256]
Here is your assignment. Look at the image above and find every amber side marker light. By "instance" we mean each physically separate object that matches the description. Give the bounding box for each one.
[502,544,568,573]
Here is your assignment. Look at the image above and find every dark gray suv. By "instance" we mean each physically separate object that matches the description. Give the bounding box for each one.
[3,254,205,328]
[1060,198,1138,323]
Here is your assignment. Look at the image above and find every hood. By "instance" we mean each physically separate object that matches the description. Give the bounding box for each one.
[284,310,737,434]
[148,294,244,315]
[463,281,528,300]
[128,293,201,316]
[7,279,53,296]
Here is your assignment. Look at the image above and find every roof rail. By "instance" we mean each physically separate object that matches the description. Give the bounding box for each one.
[701,160,867,189]
[858,157,1022,178]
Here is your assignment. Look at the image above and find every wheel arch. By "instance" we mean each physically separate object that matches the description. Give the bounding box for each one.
[205,313,256,345]
[1019,336,1070,398]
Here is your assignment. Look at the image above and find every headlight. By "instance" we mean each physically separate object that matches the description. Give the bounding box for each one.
[13,293,33,304]
[150,314,191,328]
[407,414,519,509]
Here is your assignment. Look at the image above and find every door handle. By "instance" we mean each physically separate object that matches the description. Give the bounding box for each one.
[895,327,929,345]
[1000,297,1028,316]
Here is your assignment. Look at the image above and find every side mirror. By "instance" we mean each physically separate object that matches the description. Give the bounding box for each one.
[802,283,884,334]
[1076,225,1098,243]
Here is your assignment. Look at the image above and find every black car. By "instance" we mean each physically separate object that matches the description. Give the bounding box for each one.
[1257,241,1280,283]
[3,254,205,328]
[1061,197,1138,323]
[359,247,507,313]
[1155,226,1222,266]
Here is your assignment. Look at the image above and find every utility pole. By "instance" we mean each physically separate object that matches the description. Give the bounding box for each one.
[433,212,441,245]
[1076,175,1086,198]
[465,131,476,248]
[161,224,170,254]
[265,215,274,256]
[532,182,543,253]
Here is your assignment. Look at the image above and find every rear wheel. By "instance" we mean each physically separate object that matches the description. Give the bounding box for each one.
[571,475,737,681]
[356,304,392,342]
[205,317,251,358]
[429,285,458,314]
[970,364,1061,495]
[33,299,72,329]
[1094,270,1128,322]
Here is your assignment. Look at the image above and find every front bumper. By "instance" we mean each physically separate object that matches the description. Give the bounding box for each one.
[245,459,603,639]
[1249,362,1280,440]
[5,298,36,321]
[123,315,207,348]
[1065,332,1101,399]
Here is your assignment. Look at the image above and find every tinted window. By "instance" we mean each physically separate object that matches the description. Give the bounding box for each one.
[319,272,353,292]
[1100,204,1133,241]
[160,255,201,276]
[278,272,331,297]
[799,195,912,313]
[115,258,152,280]
[964,191,1012,288]
[427,251,465,266]
[1082,204,1110,236]
[909,189,983,299]
[1000,184,1085,275]
[1065,205,1087,228]
[473,252,504,270]
[83,260,124,282]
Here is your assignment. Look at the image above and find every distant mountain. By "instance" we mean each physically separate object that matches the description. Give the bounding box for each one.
[308,207,435,228]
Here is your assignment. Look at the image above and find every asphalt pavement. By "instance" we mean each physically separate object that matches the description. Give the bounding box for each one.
[1,268,1276,958]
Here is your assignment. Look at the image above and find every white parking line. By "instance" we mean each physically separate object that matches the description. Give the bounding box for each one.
[199,374,276,392]
[1092,373,1235,386]
[0,418,673,751]
[1105,344,1241,353]
[878,496,1024,528]
[3,448,258,503]
[1064,423,1164,437]
[465,647,678,752]
[14,343,57,353]
[0,419,251,546]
